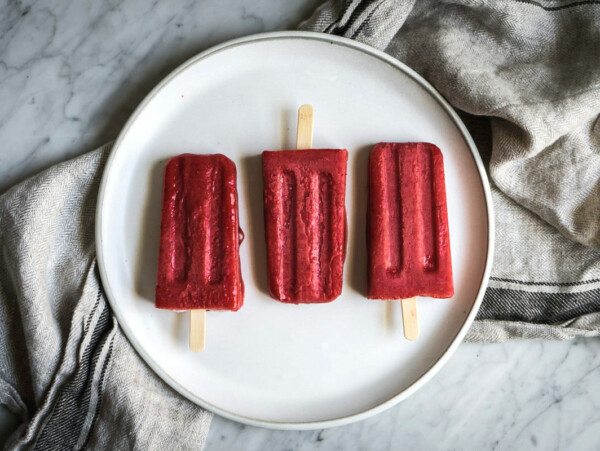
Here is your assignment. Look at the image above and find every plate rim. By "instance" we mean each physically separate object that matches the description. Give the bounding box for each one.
[95,30,495,430]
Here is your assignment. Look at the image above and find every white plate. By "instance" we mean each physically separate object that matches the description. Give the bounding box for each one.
[96,31,494,429]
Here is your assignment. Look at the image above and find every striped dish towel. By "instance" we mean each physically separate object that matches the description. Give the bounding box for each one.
[301,0,600,341]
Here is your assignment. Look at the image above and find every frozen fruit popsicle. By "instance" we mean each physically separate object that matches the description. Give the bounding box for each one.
[367,142,453,339]
[262,105,348,303]
[155,153,244,313]
[156,153,243,351]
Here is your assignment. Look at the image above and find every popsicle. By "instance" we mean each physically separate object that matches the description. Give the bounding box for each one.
[155,153,244,351]
[367,142,453,339]
[262,105,348,303]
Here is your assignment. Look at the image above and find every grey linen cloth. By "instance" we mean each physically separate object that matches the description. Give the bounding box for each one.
[301,0,600,341]
[0,145,211,449]
[2,0,600,449]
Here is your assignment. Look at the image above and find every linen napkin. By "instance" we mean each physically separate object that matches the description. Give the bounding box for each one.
[301,0,600,341]
[2,0,600,448]
[0,146,211,449]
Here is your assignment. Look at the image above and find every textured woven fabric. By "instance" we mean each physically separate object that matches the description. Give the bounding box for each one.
[301,0,600,341]
[0,145,211,450]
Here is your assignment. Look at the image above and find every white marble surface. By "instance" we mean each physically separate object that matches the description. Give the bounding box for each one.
[0,0,322,192]
[1,1,599,450]
[206,339,600,451]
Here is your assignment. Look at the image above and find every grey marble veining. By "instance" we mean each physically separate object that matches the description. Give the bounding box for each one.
[1,1,600,450]
[0,0,322,192]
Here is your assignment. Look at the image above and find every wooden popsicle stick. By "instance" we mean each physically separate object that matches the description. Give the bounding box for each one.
[401,297,419,341]
[190,309,206,352]
[296,104,314,149]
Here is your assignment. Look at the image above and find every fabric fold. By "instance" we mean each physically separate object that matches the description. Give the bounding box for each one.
[0,145,211,450]
[301,0,600,341]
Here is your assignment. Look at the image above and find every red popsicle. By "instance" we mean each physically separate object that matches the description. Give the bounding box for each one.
[155,153,244,312]
[367,142,453,338]
[262,105,347,303]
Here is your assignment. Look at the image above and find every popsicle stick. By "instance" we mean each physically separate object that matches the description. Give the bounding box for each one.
[296,104,314,149]
[401,297,419,341]
[190,309,206,352]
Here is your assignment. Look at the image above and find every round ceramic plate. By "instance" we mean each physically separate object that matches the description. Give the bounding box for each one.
[96,31,494,429]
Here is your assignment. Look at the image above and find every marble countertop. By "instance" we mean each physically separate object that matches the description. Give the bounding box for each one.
[1,1,599,449]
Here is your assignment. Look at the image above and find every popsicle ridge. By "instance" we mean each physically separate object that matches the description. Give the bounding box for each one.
[206,164,224,284]
[367,142,453,299]
[156,153,244,311]
[302,172,335,297]
[169,158,187,283]
[399,144,437,275]
[277,170,298,299]
[317,173,334,296]
[417,144,437,272]
[263,149,347,303]
[381,144,403,273]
